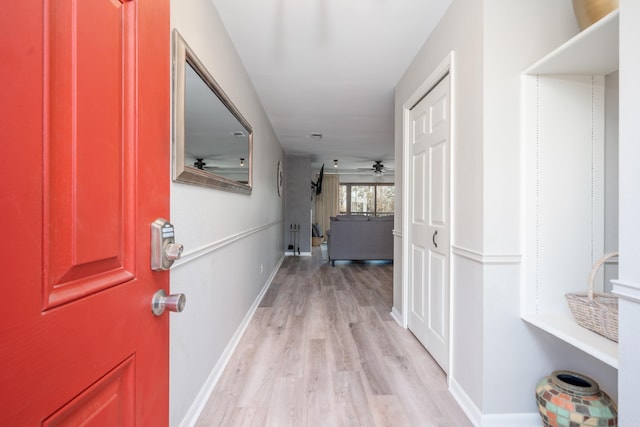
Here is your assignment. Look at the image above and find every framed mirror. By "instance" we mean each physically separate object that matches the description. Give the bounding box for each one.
[172,30,253,194]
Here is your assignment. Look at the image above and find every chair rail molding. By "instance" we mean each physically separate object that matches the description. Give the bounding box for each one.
[172,220,282,268]
[612,279,640,304]
[452,245,522,265]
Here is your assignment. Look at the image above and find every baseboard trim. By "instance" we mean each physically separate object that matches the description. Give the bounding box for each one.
[480,413,541,427]
[178,255,285,427]
[449,377,540,427]
[390,306,404,327]
[449,377,482,426]
[285,251,312,257]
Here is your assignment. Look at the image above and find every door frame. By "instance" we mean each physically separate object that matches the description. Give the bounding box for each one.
[401,51,455,373]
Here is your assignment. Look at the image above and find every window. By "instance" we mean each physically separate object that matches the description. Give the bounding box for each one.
[339,183,394,216]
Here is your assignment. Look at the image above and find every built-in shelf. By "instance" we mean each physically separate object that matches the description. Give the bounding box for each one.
[521,10,619,368]
[524,10,618,75]
[522,314,618,368]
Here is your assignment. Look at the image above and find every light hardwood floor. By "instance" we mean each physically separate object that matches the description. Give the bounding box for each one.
[196,248,472,426]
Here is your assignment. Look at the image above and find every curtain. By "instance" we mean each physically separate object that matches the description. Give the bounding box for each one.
[314,174,339,240]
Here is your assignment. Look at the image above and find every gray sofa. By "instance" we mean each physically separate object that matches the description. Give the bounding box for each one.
[326,215,394,265]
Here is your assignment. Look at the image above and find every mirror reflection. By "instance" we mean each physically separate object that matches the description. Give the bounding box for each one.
[173,30,253,193]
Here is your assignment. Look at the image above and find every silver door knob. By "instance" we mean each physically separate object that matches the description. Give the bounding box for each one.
[151,289,186,316]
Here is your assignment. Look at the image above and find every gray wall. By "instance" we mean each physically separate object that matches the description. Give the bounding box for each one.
[395,0,486,408]
[170,1,284,425]
[483,0,616,413]
[616,1,640,421]
[167,0,634,425]
[395,0,617,422]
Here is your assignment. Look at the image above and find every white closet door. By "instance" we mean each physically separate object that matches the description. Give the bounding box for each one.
[407,73,451,372]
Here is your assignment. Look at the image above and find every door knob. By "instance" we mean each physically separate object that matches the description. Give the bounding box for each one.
[151,289,186,316]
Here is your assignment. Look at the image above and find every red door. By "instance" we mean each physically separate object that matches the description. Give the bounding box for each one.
[0,0,170,425]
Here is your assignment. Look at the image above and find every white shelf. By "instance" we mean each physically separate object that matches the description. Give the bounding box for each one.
[521,8,619,370]
[522,313,618,368]
[524,10,618,75]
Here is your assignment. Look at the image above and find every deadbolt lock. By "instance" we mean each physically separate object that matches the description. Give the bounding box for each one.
[151,218,184,271]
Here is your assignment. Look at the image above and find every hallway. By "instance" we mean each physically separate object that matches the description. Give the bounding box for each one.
[195,249,471,426]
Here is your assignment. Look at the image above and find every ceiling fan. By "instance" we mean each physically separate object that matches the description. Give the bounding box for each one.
[357,160,393,176]
[191,158,221,170]
[184,153,247,170]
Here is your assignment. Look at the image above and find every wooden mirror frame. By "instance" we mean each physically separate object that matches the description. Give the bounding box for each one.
[172,30,253,194]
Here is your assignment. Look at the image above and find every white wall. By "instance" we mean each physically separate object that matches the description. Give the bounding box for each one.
[170,1,284,425]
[615,0,640,423]
[396,0,620,423]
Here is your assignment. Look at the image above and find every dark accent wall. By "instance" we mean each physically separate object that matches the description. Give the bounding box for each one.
[284,155,311,253]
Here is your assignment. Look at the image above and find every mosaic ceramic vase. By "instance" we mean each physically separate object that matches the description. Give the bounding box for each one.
[535,370,617,427]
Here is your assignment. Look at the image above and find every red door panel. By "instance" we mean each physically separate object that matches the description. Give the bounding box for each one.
[43,357,135,427]
[0,0,170,425]
[45,0,135,309]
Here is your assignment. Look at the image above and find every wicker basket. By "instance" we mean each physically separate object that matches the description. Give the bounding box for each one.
[565,252,619,342]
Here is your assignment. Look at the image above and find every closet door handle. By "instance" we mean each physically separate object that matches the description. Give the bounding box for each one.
[432,230,438,248]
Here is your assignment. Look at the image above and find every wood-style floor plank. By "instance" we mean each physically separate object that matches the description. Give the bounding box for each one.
[196,248,472,426]
[349,320,392,396]
[369,395,413,427]
[228,406,269,427]
[303,339,338,426]
[265,376,304,426]
[333,370,377,426]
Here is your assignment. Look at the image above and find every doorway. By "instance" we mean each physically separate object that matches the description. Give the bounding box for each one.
[403,57,452,374]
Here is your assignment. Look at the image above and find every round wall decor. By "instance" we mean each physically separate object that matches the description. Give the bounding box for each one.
[277,161,283,196]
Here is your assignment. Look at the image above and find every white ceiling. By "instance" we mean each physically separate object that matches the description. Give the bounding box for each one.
[211,0,453,174]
